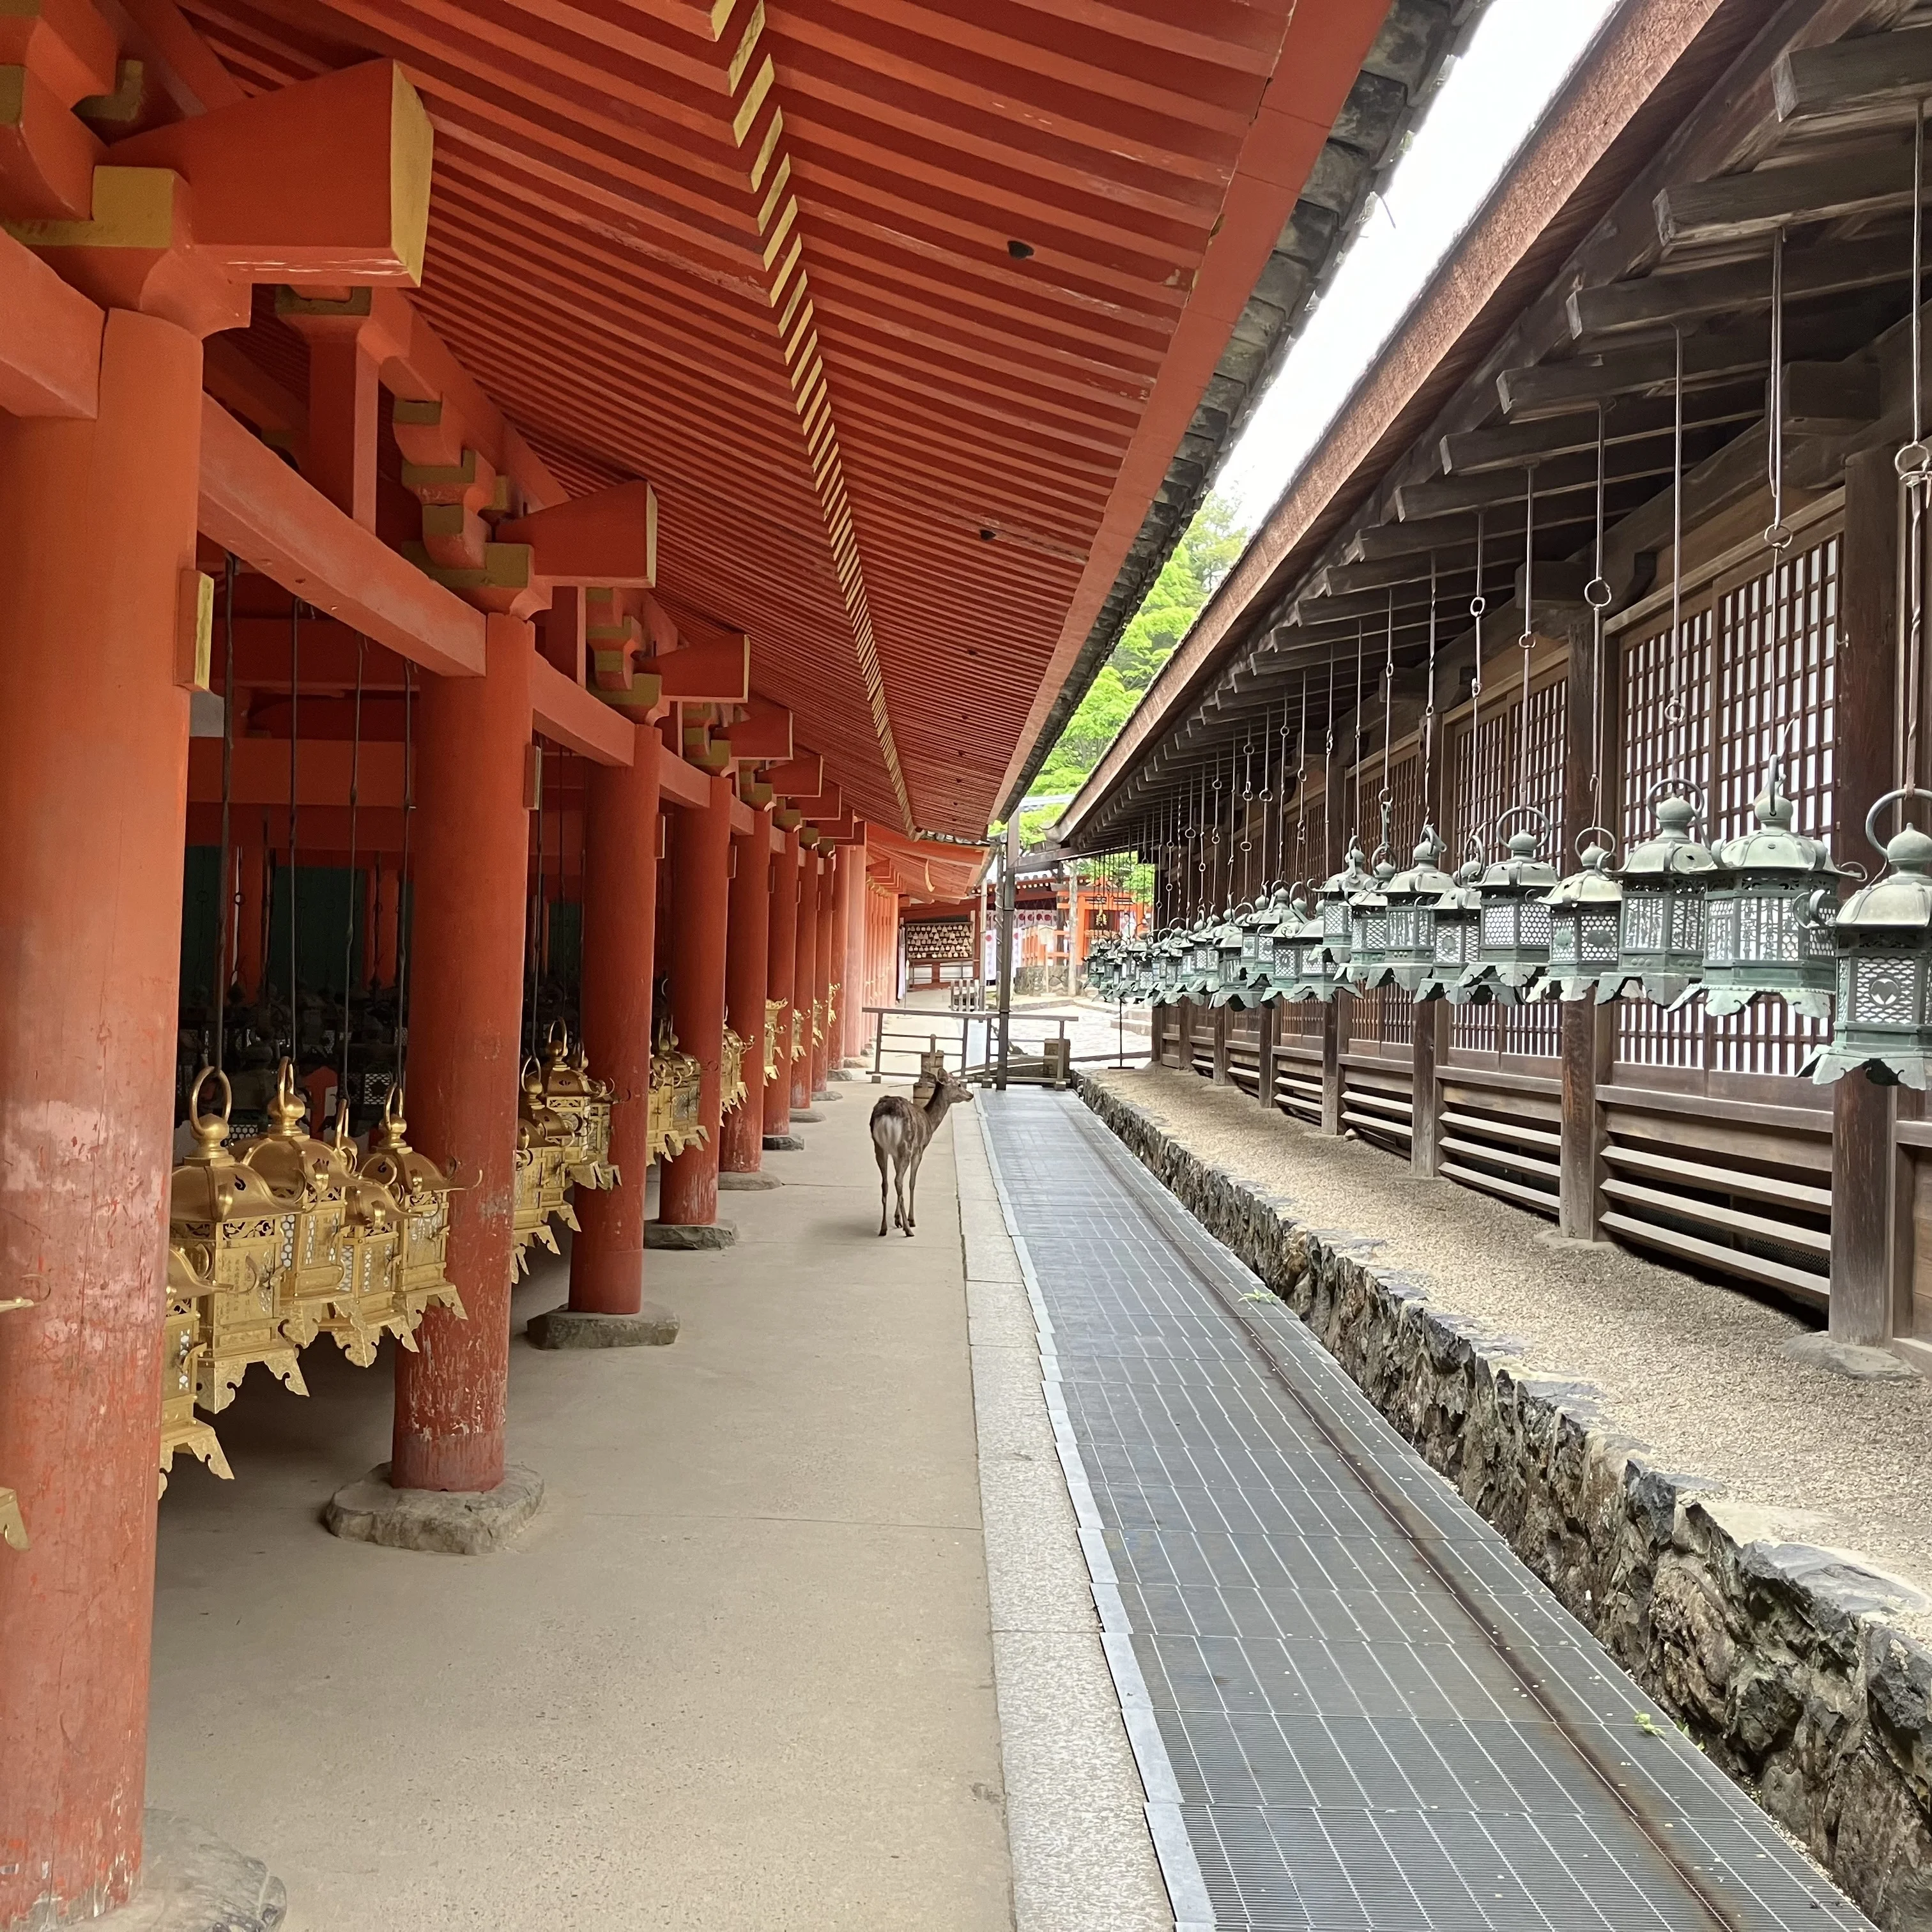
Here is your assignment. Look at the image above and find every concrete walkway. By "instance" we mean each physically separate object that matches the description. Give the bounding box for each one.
[146,1090,1013,1929]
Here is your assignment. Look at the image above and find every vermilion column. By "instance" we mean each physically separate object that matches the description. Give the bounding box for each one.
[661,774,733,1225]
[838,831,864,1062]
[791,847,820,1112]
[0,310,203,1928]
[721,806,773,1172]
[811,852,835,1094]
[763,827,801,1137]
[570,729,662,1312]
[391,615,533,1494]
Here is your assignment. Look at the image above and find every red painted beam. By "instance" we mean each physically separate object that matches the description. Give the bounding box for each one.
[197,397,486,679]
[728,693,793,762]
[0,227,100,418]
[499,479,656,587]
[530,655,636,767]
[656,630,749,703]
[658,750,710,811]
[187,737,404,805]
[767,751,824,796]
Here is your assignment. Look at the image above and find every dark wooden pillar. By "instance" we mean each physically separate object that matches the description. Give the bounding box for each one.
[1553,601,1615,1240]
[1321,1000,1344,1135]
[1834,445,1906,1342]
[1211,1002,1230,1084]
[1412,1002,1445,1176]
[1178,996,1196,1073]
[1255,1001,1277,1111]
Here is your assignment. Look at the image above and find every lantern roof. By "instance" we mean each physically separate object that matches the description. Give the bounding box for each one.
[1319,840,1373,898]
[1476,825,1560,893]
[1717,781,1844,878]
[1386,829,1455,902]
[1616,793,1720,882]
[1544,840,1623,907]
[1837,826,1932,931]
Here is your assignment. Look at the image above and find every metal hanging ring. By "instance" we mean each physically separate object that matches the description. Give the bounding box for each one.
[1865,784,1932,857]
[1574,824,1617,859]
[1583,577,1613,610]
[1469,594,1487,617]
[1664,696,1686,724]
[1646,774,1706,814]
[1898,441,1932,481]
[1763,521,1793,553]
[1492,802,1550,847]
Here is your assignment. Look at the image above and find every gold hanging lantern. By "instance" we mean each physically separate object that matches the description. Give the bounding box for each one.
[721,1025,749,1115]
[158,1240,231,1495]
[827,981,840,1041]
[359,1085,466,1330]
[170,1069,306,1414]
[314,1118,411,1365]
[763,997,783,1082]
[540,1022,618,1190]
[238,1060,352,1349]
[512,1059,579,1278]
[647,1018,706,1163]
[790,1004,804,1063]
[811,997,825,1047]
[1,1294,31,1545]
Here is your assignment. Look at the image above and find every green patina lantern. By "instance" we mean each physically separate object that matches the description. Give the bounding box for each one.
[1461,806,1560,1003]
[1260,884,1310,998]
[1287,887,1348,1004]
[1368,828,1452,993]
[1344,848,1400,989]
[1600,783,1720,1008]
[1808,789,1932,1087]
[1210,904,1252,1006]
[1415,839,1486,1004]
[1704,763,1846,1019]
[1540,829,1624,1002]
[1314,838,1372,981]
[1216,891,1285,1008]
[1151,926,1188,1004]
[1179,912,1221,997]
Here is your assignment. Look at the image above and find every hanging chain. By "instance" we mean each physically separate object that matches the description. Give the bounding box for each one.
[1899,103,1932,813]
[1517,466,1536,820]
[212,552,238,1073]
[338,636,365,1124]
[395,663,415,1090]
[1324,630,1337,874]
[1766,227,1791,553]
[1352,618,1365,852]
[1381,590,1395,818]
[1667,324,1687,728]
[1587,407,1612,831]
[1296,672,1309,880]
[1422,551,1438,819]
[288,599,301,1065]
[1469,508,1487,837]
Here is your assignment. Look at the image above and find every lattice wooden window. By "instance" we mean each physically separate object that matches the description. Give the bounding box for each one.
[1613,532,1837,1078]
[1443,671,1567,1059]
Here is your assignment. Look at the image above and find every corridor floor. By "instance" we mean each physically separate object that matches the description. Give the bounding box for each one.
[980,1089,1873,1932]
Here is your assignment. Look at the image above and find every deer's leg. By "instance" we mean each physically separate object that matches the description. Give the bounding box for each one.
[893,1154,909,1233]
[875,1137,890,1237]
[905,1145,924,1235]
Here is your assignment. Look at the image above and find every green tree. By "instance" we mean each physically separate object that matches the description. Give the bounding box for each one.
[1023,491,1248,811]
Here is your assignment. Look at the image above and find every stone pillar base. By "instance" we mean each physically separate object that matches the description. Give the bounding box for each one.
[526,1305,679,1349]
[790,1108,824,1123]
[91,1811,285,1930]
[815,1087,841,1102]
[324,1463,542,1555]
[644,1220,737,1251]
[829,1066,864,1080]
[719,1171,781,1191]
[763,1133,804,1152]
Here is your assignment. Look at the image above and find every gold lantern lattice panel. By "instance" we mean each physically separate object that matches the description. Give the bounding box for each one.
[648,1019,705,1164]
[1,1294,31,1544]
[721,1025,748,1115]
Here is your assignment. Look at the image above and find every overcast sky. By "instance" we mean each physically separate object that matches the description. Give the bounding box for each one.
[1215,0,1623,528]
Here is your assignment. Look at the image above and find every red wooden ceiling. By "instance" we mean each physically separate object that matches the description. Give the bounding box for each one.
[176,0,1382,834]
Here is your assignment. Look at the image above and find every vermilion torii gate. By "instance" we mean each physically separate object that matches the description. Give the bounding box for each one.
[0,0,1393,1920]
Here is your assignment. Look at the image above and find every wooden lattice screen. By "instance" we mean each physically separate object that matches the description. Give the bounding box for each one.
[1615,531,1838,1079]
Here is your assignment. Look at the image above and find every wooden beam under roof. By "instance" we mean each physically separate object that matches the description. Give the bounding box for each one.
[1654,144,1922,249]
[1774,24,1932,122]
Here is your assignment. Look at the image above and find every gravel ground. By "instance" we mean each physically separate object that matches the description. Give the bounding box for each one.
[1092,1063,1932,1643]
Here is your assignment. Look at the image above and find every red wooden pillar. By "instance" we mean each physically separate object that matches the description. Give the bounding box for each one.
[763,827,801,1137]
[661,774,733,1225]
[721,806,773,1172]
[569,730,663,1313]
[390,615,533,1494]
[838,829,866,1062]
[791,848,820,1112]
[0,310,203,1927]
[811,850,835,1095]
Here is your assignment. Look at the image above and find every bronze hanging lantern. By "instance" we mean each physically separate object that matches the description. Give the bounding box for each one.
[1377,829,1454,993]
[1807,790,1932,1087]
[158,1239,231,1494]
[318,1115,410,1366]
[541,1022,618,1190]
[720,1025,749,1113]
[1314,838,1372,980]
[1,1296,31,1540]
[1461,808,1559,1003]
[1209,904,1252,1007]
[647,1018,705,1163]
[1415,841,1485,1004]
[1703,763,1846,1019]
[1280,887,1344,1004]
[170,1068,307,1414]
[1540,831,1624,1002]
[1344,845,1399,990]
[1602,783,1719,1007]
[359,1084,466,1331]
[763,996,784,1082]
[238,1059,351,1350]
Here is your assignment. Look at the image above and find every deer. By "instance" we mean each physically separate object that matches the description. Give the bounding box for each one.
[870,1068,974,1237]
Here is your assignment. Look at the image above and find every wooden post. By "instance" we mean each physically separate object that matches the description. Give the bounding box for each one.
[1321,1000,1344,1134]
[1834,445,1906,1342]
[1255,1001,1277,1110]
[1554,601,1614,1239]
[1211,1002,1230,1084]
[1177,995,1195,1073]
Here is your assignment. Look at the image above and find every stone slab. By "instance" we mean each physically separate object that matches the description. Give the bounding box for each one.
[1786,1332,1920,1382]
[526,1305,680,1349]
[792,1109,825,1123]
[718,1170,782,1191]
[91,1811,286,1931]
[815,1089,843,1102]
[645,1220,738,1251]
[762,1133,805,1152]
[324,1463,543,1556]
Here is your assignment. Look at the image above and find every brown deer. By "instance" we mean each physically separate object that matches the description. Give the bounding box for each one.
[870,1070,974,1237]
